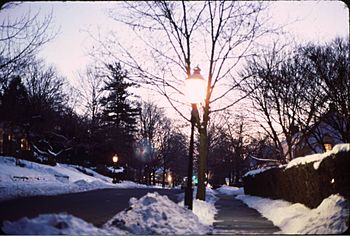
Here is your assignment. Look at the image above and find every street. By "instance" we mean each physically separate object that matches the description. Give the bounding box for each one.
[0,188,183,228]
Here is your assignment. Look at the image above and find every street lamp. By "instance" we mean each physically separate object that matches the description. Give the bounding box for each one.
[167,173,173,188]
[112,154,118,184]
[184,66,206,210]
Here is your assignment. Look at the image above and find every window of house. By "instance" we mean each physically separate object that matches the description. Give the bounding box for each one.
[324,143,332,152]
[20,138,31,151]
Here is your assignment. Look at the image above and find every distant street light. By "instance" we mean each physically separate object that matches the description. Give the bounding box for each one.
[112,154,119,184]
[167,173,173,188]
[184,66,206,210]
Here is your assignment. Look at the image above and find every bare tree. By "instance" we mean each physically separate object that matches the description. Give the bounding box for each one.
[23,58,68,115]
[137,100,172,185]
[0,4,56,89]
[92,0,275,200]
[77,64,105,132]
[240,37,349,161]
[301,37,350,143]
[240,42,325,162]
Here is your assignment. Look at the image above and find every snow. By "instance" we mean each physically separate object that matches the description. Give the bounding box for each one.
[2,153,348,234]
[2,213,125,235]
[243,166,274,177]
[216,185,244,195]
[104,192,210,235]
[236,194,349,234]
[286,143,350,170]
[177,186,218,226]
[243,143,350,176]
[2,191,214,235]
[0,156,149,201]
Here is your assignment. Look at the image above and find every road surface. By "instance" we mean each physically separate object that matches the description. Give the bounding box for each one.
[0,188,183,228]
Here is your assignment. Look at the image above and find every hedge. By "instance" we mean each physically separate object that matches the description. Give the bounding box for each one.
[243,150,349,209]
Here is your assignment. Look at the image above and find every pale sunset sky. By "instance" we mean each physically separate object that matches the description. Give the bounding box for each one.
[0,1,349,119]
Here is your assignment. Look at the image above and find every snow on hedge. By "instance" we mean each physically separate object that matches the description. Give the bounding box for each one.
[286,143,350,170]
[104,192,210,235]
[243,143,350,177]
[236,194,349,234]
[243,166,275,177]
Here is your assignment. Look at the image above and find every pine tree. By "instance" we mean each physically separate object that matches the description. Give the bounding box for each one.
[0,76,30,124]
[99,62,139,164]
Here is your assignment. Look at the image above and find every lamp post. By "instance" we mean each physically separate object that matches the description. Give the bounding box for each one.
[112,154,118,184]
[184,66,206,210]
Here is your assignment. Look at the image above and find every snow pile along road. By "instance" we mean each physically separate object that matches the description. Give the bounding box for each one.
[2,213,126,235]
[104,192,210,235]
[236,194,349,234]
[2,192,211,235]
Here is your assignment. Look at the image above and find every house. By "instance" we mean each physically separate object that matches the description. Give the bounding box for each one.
[283,107,346,160]
[0,121,31,158]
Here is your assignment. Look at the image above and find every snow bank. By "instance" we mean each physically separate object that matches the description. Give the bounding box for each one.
[104,192,210,235]
[286,143,350,170]
[236,194,349,234]
[216,185,244,196]
[176,187,218,226]
[2,213,127,235]
[0,156,150,201]
[177,199,217,226]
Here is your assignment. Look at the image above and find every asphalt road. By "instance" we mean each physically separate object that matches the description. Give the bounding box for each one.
[0,188,183,228]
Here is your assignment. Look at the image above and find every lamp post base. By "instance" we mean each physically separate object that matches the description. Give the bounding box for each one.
[184,186,193,210]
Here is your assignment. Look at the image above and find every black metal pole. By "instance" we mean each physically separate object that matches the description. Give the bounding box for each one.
[185,104,197,210]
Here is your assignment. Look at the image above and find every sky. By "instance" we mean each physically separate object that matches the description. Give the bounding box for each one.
[0,1,349,118]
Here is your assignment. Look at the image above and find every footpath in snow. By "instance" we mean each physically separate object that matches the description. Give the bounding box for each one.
[213,193,280,234]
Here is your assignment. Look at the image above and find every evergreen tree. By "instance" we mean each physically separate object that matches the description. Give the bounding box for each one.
[0,76,30,124]
[99,62,139,164]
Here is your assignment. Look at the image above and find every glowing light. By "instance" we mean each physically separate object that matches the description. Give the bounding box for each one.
[112,154,118,163]
[331,178,335,184]
[167,174,172,183]
[185,67,206,104]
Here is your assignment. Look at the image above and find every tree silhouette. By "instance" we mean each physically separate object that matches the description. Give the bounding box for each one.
[99,62,139,165]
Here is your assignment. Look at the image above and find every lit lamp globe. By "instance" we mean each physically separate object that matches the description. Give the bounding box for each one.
[113,155,118,163]
[185,67,206,104]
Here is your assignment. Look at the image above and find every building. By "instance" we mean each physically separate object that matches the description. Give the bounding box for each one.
[0,121,31,158]
[283,108,346,160]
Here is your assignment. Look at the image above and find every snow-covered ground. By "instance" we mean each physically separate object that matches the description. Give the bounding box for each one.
[215,185,349,234]
[237,193,349,234]
[0,155,218,234]
[0,156,151,201]
[1,155,348,234]
[2,191,213,235]
[216,185,244,195]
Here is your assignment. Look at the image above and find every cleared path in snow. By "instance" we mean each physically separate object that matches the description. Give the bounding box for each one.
[213,193,281,234]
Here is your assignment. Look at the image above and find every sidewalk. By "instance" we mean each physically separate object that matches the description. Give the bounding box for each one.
[212,194,280,234]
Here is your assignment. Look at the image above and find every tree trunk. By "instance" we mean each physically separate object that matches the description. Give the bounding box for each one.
[196,125,208,201]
